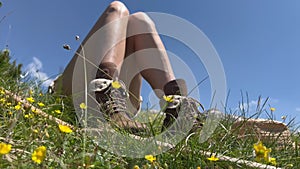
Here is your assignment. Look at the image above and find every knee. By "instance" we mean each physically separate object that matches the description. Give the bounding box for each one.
[107,1,129,17]
[130,12,155,29]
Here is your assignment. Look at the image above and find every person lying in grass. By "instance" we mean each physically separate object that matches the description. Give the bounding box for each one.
[49,1,203,134]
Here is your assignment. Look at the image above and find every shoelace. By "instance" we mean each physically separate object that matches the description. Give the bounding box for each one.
[102,84,128,116]
[180,97,205,122]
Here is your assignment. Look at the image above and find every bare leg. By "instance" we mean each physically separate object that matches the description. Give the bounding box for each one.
[85,1,129,70]
[121,13,188,131]
[58,1,129,95]
[57,3,176,100]
[119,12,179,114]
[74,1,146,132]
[119,35,143,111]
[54,2,187,132]
[123,12,176,98]
[131,13,176,95]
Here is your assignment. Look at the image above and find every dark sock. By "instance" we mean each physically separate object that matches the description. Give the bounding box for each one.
[96,62,118,80]
[163,79,187,96]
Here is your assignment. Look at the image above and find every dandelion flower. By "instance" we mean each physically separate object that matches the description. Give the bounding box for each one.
[133,165,140,169]
[112,80,121,89]
[26,97,35,103]
[145,154,156,163]
[32,146,46,164]
[197,167,201,169]
[80,103,87,109]
[207,155,219,162]
[37,102,45,107]
[270,107,276,112]
[163,95,174,102]
[59,124,73,133]
[0,142,12,155]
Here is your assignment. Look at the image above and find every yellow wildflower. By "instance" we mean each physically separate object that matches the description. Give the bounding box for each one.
[32,146,46,164]
[163,95,174,102]
[197,167,201,169]
[54,110,62,114]
[268,157,277,166]
[133,165,140,169]
[80,103,87,109]
[24,113,34,118]
[112,80,121,89]
[0,98,6,103]
[0,142,12,155]
[32,108,38,114]
[37,102,45,107]
[0,89,5,95]
[26,97,35,103]
[59,124,73,133]
[253,141,271,162]
[207,155,219,162]
[270,107,276,112]
[145,154,156,163]
[14,104,22,110]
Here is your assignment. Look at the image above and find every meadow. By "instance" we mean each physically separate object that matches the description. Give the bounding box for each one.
[0,48,300,169]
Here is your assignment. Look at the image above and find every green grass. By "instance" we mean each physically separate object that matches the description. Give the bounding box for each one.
[1,76,300,168]
[0,50,300,169]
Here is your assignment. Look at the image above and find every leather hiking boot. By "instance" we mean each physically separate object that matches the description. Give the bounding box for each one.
[160,79,205,133]
[89,78,146,133]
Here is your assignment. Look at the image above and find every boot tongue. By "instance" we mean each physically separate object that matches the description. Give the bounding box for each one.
[163,79,187,96]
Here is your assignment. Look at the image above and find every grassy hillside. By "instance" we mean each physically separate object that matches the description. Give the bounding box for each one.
[0,48,300,169]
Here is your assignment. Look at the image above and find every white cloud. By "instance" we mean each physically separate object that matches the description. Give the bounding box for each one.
[24,57,53,88]
[238,100,257,113]
[237,97,278,113]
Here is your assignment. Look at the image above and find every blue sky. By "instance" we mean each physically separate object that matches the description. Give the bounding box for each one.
[1,0,300,125]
